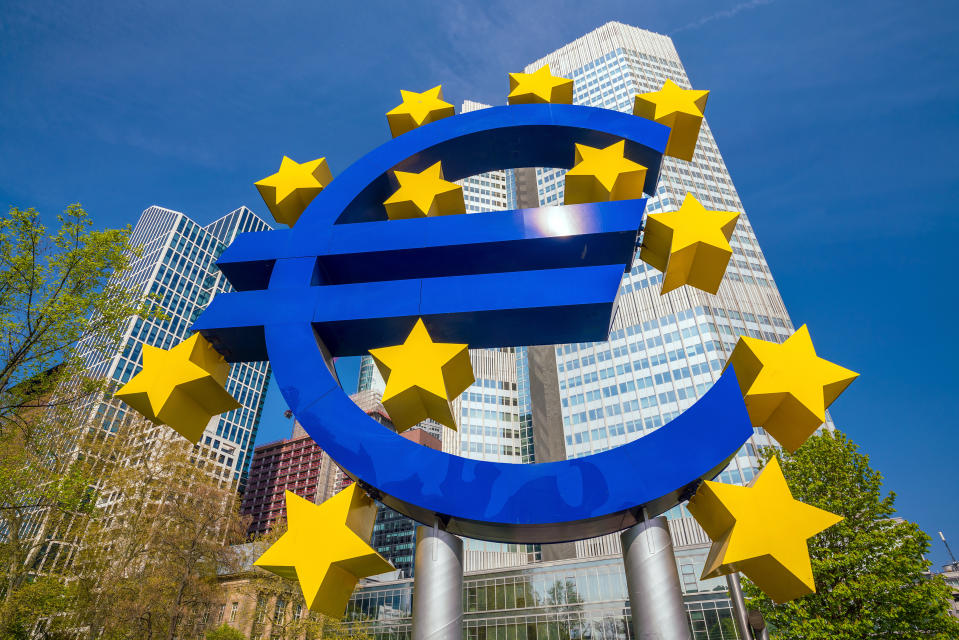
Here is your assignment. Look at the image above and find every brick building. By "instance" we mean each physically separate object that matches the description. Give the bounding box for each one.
[240,424,339,536]
[241,391,397,536]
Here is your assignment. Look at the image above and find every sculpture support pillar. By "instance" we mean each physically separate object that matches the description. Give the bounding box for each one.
[413,523,463,640]
[620,516,691,640]
[726,572,753,639]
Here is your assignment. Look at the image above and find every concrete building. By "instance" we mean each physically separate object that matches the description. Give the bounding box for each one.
[521,21,813,560]
[241,421,340,536]
[940,562,959,618]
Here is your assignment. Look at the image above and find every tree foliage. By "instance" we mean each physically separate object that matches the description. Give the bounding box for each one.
[0,204,246,639]
[66,427,249,640]
[205,624,246,640]
[0,576,73,639]
[0,204,147,618]
[0,205,147,434]
[745,431,959,639]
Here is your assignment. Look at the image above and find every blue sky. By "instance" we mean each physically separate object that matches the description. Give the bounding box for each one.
[3,1,957,567]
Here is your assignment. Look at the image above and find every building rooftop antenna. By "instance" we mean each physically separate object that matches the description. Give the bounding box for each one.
[939,531,958,565]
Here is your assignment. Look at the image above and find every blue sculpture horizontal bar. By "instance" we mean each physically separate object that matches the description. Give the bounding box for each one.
[216,199,646,289]
[193,263,627,359]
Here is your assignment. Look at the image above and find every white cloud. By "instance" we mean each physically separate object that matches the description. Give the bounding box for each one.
[671,0,777,34]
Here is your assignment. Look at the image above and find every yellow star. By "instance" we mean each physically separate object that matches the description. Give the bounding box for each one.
[507,64,573,105]
[725,325,859,453]
[688,457,842,603]
[255,156,333,227]
[385,86,455,138]
[115,333,241,444]
[368,318,474,431]
[254,486,393,618]
[633,79,710,161]
[383,161,466,219]
[563,140,648,205]
[639,193,739,295]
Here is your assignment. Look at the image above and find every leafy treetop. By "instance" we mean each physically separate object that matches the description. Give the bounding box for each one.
[745,431,959,640]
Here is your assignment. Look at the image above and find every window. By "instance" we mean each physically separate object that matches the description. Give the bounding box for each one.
[254,596,266,623]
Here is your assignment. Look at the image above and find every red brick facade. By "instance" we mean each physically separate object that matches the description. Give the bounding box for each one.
[240,431,337,536]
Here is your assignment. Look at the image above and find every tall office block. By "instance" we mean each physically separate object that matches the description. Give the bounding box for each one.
[77,205,273,491]
[522,21,826,559]
[34,205,275,572]
[356,22,822,572]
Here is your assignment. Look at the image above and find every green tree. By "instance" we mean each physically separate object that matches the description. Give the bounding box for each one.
[205,623,246,640]
[744,431,959,639]
[0,576,73,639]
[0,204,148,623]
[0,205,146,433]
[67,426,249,640]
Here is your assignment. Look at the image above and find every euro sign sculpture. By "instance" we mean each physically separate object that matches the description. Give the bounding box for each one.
[191,103,755,542]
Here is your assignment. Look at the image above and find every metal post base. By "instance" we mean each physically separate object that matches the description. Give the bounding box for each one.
[725,573,752,639]
[412,524,463,640]
[620,516,691,640]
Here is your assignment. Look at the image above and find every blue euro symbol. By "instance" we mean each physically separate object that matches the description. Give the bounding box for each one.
[193,104,752,543]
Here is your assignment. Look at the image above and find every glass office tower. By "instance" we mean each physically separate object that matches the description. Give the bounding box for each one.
[353,17,831,588]
[339,21,827,640]
[78,205,273,492]
[34,205,275,573]
[522,20,823,558]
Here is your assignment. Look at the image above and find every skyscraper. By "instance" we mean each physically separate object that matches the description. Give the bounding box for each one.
[523,21,816,559]
[335,21,834,639]
[33,205,275,573]
[358,21,827,572]
[78,205,273,492]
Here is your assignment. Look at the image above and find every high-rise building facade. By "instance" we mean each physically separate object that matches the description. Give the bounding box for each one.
[78,205,274,492]
[348,18,822,615]
[522,21,820,559]
[32,205,275,573]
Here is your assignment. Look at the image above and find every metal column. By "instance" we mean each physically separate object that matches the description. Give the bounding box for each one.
[412,524,463,640]
[725,573,752,639]
[620,515,691,640]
